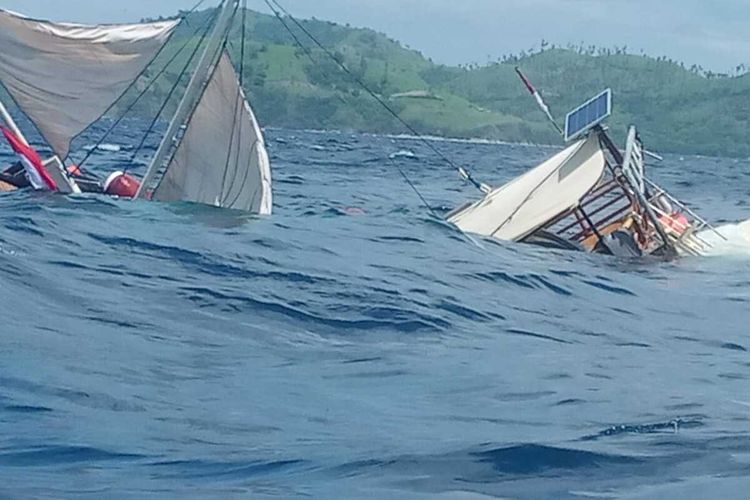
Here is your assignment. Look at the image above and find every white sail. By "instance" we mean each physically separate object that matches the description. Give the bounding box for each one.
[448,134,605,241]
[151,52,272,214]
[0,9,177,159]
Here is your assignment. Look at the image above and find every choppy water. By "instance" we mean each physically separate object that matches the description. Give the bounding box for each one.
[1,127,750,499]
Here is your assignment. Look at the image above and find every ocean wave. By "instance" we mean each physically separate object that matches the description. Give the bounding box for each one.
[2,127,750,498]
[702,219,750,256]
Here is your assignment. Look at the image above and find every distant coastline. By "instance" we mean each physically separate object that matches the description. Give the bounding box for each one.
[13,8,750,158]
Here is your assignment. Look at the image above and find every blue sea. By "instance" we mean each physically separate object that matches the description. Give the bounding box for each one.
[1,126,750,499]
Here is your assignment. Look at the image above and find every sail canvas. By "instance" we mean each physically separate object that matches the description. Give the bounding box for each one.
[0,9,177,159]
[152,51,272,214]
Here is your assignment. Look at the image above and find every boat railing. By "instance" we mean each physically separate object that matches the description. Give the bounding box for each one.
[550,177,637,245]
[647,203,713,256]
[643,177,726,242]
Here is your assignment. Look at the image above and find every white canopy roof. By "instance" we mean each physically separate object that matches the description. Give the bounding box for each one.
[448,134,606,241]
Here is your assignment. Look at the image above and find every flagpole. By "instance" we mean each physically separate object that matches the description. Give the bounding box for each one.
[514,67,664,162]
[515,67,563,135]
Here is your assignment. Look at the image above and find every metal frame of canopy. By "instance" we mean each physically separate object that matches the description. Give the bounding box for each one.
[449,122,724,258]
[518,126,669,256]
[520,125,723,257]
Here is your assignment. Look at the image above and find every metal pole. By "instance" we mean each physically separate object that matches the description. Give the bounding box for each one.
[1,95,82,194]
[0,98,29,146]
[597,127,676,256]
[136,0,237,199]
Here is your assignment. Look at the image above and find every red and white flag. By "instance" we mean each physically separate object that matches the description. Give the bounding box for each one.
[1,126,57,191]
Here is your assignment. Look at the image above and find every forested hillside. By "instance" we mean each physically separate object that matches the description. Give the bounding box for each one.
[60,8,750,157]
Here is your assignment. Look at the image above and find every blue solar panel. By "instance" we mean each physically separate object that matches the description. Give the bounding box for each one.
[564,89,612,142]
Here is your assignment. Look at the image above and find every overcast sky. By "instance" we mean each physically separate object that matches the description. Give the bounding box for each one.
[2,0,748,72]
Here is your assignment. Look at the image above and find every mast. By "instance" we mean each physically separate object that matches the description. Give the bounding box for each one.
[136,0,237,199]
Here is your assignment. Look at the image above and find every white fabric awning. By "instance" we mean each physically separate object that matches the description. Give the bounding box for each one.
[449,134,606,241]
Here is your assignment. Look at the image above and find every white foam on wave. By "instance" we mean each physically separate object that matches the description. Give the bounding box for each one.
[0,245,18,256]
[83,143,123,153]
[700,219,750,257]
[389,150,418,160]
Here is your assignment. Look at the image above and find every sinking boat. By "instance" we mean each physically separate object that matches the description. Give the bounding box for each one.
[448,89,724,257]
[0,0,272,214]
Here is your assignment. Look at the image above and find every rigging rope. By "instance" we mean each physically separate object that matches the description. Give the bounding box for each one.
[142,2,247,196]
[263,4,316,66]
[124,7,221,174]
[238,1,248,88]
[263,0,487,195]
[219,2,248,205]
[222,1,263,209]
[388,156,441,219]
[75,0,209,171]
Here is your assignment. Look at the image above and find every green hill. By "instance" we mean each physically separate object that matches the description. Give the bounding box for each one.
[92,9,750,158]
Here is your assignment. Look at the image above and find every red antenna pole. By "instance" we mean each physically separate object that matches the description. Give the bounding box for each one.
[514,67,563,135]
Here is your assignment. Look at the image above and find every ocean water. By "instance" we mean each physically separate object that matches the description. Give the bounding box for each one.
[1,127,750,499]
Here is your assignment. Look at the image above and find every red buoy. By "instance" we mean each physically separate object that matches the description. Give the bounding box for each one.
[104,171,141,198]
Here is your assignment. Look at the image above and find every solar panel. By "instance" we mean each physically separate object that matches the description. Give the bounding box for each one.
[564,89,612,142]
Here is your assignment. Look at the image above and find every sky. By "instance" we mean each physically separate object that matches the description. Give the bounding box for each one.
[2,0,748,73]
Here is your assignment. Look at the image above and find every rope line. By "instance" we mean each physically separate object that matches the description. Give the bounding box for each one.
[222,1,259,208]
[388,157,441,219]
[74,0,208,170]
[125,7,221,173]
[264,4,316,65]
[219,3,247,203]
[146,2,246,196]
[263,0,486,193]
[78,1,212,171]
